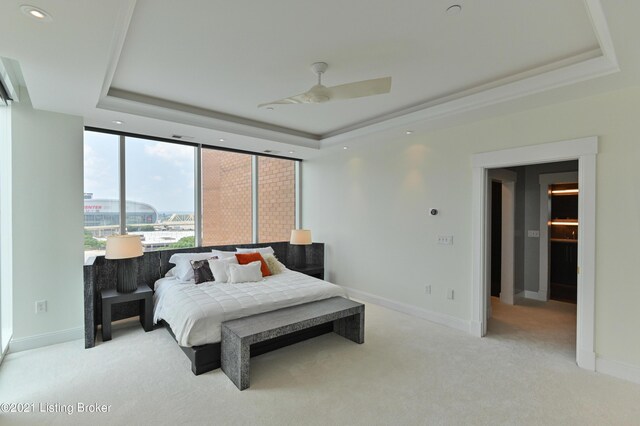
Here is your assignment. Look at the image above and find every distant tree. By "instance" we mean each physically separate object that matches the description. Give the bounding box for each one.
[84,231,106,250]
[164,236,195,249]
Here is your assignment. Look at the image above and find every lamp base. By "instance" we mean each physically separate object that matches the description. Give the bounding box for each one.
[292,244,307,268]
[116,258,138,293]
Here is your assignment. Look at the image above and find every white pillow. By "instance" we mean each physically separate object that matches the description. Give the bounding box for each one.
[208,257,239,283]
[165,266,177,278]
[236,246,275,256]
[211,249,237,259]
[228,261,263,284]
[169,253,216,282]
[262,254,286,275]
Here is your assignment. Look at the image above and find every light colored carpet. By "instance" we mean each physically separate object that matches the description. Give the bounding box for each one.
[1,298,638,426]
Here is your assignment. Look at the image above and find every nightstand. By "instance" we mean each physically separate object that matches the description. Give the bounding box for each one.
[289,265,324,280]
[100,284,153,341]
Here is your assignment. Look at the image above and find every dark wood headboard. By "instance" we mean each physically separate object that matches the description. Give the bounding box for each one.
[83,241,324,348]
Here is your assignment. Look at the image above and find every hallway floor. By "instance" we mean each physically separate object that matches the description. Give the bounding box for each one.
[488,296,577,360]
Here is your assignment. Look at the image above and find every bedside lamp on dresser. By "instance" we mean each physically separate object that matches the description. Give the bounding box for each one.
[105,234,143,293]
[290,229,312,268]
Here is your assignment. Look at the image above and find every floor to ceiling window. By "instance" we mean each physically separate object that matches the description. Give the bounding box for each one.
[201,149,253,246]
[83,131,120,260]
[0,101,12,356]
[125,137,196,250]
[83,129,299,256]
[258,156,296,243]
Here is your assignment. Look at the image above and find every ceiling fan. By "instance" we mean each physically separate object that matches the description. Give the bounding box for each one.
[258,62,391,108]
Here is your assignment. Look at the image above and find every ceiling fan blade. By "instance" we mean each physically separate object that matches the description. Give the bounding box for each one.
[258,92,308,108]
[327,77,391,101]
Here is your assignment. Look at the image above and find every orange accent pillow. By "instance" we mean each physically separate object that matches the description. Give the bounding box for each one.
[235,253,271,277]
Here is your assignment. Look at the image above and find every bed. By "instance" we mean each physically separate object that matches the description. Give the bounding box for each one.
[153,268,347,347]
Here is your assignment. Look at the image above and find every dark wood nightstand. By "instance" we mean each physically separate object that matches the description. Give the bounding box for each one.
[289,265,324,280]
[100,284,153,341]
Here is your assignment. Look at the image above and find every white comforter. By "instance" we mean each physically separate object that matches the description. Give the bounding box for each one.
[153,269,347,347]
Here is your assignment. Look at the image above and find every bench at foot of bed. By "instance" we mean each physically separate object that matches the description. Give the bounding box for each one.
[221,296,364,390]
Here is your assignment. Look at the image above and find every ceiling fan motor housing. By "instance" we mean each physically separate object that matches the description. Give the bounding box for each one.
[305,84,330,103]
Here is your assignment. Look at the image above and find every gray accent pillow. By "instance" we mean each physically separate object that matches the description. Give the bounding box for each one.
[190,256,217,284]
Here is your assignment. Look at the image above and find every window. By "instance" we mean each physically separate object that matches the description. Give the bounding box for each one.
[125,137,196,251]
[83,131,120,260]
[258,157,295,242]
[0,101,12,355]
[83,129,299,255]
[202,149,253,245]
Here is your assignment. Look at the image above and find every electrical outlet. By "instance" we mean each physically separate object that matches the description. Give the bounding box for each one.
[447,289,454,300]
[35,300,47,314]
[437,235,453,245]
[425,285,431,294]
[527,230,540,238]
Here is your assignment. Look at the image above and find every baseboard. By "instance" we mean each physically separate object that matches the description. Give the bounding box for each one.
[468,321,483,337]
[596,357,640,384]
[577,349,596,371]
[0,341,9,366]
[524,290,547,301]
[343,286,471,333]
[9,327,83,353]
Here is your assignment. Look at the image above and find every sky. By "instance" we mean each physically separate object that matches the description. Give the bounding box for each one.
[84,131,195,213]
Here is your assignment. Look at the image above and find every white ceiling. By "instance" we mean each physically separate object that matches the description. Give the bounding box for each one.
[0,0,638,158]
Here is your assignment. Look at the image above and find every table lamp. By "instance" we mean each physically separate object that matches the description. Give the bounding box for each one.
[290,229,312,268]
[105,234,143,293]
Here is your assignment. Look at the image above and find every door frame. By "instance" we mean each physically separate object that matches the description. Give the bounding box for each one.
[538,172,579,302]
[487,169,517,305]
[471,136,597,370]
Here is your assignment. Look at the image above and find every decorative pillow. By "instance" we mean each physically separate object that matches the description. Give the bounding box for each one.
[190,257,217,284]
[262,254,284,275]
[236,246,275,256]
[211,249,237,259]
[208,257,239,283]
[169,252,216,282]
[228,261,263,284]
[165,266,177,278]
[235,252,271,277]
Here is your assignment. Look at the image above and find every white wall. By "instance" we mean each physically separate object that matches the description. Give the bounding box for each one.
[9,89,84,349]
[303,86,640,370]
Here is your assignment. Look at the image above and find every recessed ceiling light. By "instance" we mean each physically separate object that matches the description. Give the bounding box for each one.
[112,120,124,125]
[343,146,348,150]
[20,5,52,21]
[288,151,295,154]
[219,138,225,142]
[405,130,413,135]
[266,107,274,111]
[446,4,462,14]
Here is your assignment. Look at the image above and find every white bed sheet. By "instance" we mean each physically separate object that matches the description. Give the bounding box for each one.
[153,269,347,347]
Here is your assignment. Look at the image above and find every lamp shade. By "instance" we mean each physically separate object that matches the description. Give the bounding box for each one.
[290,229,312,245]
[105,235,143,260]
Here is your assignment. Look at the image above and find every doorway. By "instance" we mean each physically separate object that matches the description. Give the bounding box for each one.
[471,137,597,371]
[486,163,578,359]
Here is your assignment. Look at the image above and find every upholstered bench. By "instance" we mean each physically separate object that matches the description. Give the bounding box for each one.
[221,296,364,390]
